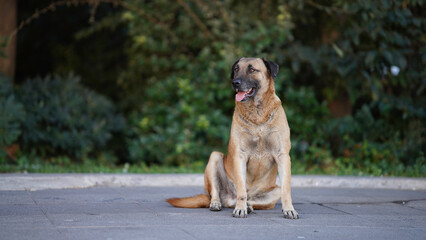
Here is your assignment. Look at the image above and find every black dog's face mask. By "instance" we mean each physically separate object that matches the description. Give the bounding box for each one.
[230,57,279,102]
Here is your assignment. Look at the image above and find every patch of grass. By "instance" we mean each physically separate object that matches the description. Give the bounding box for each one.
[0,156,206,174]
[291,154,426,177]
[1,155,424,177]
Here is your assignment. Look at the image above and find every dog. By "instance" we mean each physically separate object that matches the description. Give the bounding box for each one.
[167,57,298,219]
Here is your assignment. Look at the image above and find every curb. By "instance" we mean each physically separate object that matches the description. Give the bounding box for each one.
[0,174,425,191]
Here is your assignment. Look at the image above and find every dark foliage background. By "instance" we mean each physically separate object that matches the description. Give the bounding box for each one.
[0,0,424,176]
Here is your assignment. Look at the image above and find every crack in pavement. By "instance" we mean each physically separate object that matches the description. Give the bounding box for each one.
[27,191,65,238]
[316,203,354,215]
[308,198,426,206]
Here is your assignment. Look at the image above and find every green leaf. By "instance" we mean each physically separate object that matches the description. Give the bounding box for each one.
[397,56,407,70]
[365,51,377,66]
[332,44,344,58]
[0,36,10,58]
[382,51,394,64]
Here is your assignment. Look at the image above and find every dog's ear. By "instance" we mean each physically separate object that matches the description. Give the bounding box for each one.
[230,57,242,80]
[262,58,279,79]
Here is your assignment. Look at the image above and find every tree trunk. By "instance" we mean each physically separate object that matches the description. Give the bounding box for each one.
[0,0,17,80]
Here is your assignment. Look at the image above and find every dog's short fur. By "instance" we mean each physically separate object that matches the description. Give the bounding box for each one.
[167,57,298,219]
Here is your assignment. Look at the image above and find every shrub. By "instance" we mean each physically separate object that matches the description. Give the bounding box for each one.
[286,0,425,166]
[16,73,125,159]
[118,0,296,166]
[9,0,425,176]
[0,74,26,159]
[126,75,232,166]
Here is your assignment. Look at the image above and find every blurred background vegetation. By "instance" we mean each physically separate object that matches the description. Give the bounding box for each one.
[0,0,424,176]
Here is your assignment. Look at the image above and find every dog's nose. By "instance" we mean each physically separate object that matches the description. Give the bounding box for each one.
[232,79,242,88]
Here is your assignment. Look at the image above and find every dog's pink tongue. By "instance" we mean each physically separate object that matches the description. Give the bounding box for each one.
[235,91,247,102]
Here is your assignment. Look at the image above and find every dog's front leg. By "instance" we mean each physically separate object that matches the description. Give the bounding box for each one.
[232,153,248,218]
[277,153,299,219]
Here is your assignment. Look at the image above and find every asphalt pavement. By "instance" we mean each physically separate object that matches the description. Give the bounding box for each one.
[0,174,425,240]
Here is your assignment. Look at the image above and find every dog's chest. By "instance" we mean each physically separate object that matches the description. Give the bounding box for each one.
[245,131,277,180]
[242,126,280,155]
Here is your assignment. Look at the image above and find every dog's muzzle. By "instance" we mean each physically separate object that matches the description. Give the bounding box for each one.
[232,78,257,102]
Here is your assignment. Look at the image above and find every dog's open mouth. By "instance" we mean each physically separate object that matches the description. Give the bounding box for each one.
[235,88,255,102]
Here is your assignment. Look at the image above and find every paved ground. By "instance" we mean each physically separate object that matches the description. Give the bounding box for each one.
[1,185,425,240]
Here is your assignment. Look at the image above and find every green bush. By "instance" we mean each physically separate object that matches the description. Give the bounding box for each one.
[285,0,425,166]
[16,73,125,159]
[7,0,424,176]
[119,0,424,175]
[0,74,26,159]
[126,74,232,166]
[121,1,295,166]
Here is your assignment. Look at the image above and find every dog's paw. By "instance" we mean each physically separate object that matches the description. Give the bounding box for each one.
[247,202,254,214]
[282,209,299,219]
[232,207,248,218]
[209,201,222,211]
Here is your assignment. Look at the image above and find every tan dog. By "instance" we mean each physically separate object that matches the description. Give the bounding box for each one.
[167,57,298,219]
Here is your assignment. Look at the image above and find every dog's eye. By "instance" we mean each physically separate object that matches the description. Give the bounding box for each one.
[249,68,255,73]
[234,68,239,72]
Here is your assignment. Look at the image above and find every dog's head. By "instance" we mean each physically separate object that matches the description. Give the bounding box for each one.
[230,57,279,102]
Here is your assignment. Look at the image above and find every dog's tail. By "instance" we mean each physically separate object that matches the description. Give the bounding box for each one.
[166,194,210,208]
